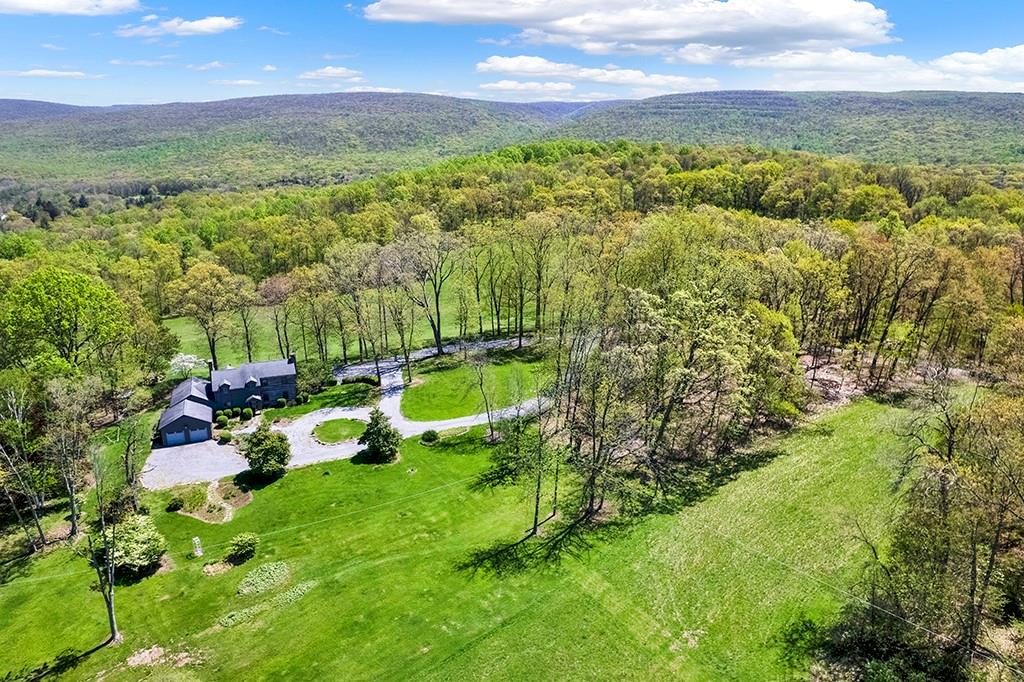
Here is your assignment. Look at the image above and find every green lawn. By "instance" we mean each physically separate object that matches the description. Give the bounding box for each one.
[401,347,547,421]
[262,383,376,421]
[0,399,905,680]
[313,418,367,443]
[163,288,537,371]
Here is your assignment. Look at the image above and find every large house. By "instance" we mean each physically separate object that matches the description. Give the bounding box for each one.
[158,355,298,447]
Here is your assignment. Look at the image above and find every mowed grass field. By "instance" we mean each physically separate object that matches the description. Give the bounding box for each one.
[401,347,548,421]
[163,289,531,371]
[0,399,904,680]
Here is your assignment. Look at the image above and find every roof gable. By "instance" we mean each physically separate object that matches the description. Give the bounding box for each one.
[210,358,296,390]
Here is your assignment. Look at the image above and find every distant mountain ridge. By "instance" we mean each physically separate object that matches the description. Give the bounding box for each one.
[2,90,1023,189]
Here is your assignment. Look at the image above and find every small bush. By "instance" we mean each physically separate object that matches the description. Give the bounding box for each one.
[237,561,289,595]
[359,407,401,463]
[241,407,253,421]
[166,496,184,512]
[298,393,309,404]
[231,407,241,418]
[214,410,224,419]
[342,375,380,387]
[226,532,260,564]
[166,484,206,513]
[275,397,286,408]
[420,429,439,444]
[218,430,233,444]
[102,514,167,576]
[216,414,229,427]
[241,421,292,479]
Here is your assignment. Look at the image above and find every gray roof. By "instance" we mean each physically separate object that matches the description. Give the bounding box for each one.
[159,400,213,430]
[170,377,211,406]
[211,358,295,389]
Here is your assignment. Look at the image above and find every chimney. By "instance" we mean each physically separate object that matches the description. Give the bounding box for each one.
[207,360,214,374]
[288,353,296,365]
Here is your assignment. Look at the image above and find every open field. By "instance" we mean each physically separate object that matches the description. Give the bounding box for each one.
[401,347,547,421]
[0,398,905,680]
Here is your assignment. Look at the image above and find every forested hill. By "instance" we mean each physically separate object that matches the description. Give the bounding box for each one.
[3,90,1024,189]
[555,91,1024,165]
[0,93,603,188]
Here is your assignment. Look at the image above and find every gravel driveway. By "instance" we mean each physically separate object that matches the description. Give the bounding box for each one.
[142,338,533,490]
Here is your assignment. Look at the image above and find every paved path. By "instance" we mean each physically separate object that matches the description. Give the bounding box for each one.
[142,338,533,490]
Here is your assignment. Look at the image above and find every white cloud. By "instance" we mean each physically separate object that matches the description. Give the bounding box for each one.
[187,60,227,71]
[738,47,1024,92]
[931,44,1024,77]
[0,68,103,79]
[666,43,738,65]
[480,79,574,92]
[259,25,289,35]
[140,13,156,21]
[477,54,716,92]
[109,58,166,66]
[210,79,260,86]
[477,37,510,46]
[261,64,278,72]
[299,65,363,81]
[365,0,893,56]
[0,0,137,14]
[40,43,67,51]
[116,16,243,38]
[344,86,404,93]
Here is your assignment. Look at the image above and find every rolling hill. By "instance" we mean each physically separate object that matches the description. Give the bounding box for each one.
[3,90,1024,189]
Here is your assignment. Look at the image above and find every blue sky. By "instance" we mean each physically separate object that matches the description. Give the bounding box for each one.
[3,0,1024,105]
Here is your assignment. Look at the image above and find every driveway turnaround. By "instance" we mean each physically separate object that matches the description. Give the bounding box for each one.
[142,338,534,489]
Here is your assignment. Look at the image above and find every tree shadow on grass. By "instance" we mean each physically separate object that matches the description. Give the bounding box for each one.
[0,552,32,586]
[460,445,788,576]
[0,641,108,682]
[231,470,279,492]
[653,447,788,514]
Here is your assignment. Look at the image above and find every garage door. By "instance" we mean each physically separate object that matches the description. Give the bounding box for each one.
[164,430,186,446]
[188,427,210,442]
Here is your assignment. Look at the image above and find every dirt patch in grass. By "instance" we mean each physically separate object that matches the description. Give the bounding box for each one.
[217,480,252,510]
[126,645,201,669]
[202,561,233,576]
[157,554,175,575]
[177,481,247,524]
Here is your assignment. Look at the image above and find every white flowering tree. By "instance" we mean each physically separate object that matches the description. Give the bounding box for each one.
[169,353,204,378]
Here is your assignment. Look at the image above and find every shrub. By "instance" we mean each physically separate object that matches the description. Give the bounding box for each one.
[241,420,292,478]
[359,407,401,463]
[275,397,286,408]
[214,410,224,419]
[166,484,206,513]
[420,429,439,444]
[218,580,317,628]
[237,561,289,595]
[241,407,253,421]
[218,430,233,444]
[342,375,380,387]
[166,495,184,512]
[231,407,241,418]
[226,532,260,565]
[102,514,167,576]
[297,393,309,404]
[216,414,229,427]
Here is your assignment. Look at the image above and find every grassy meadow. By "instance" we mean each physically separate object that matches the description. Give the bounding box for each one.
[400,347,548,421]
[0,398,905,680]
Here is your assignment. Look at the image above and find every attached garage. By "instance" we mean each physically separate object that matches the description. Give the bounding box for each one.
[158,400,213,447]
